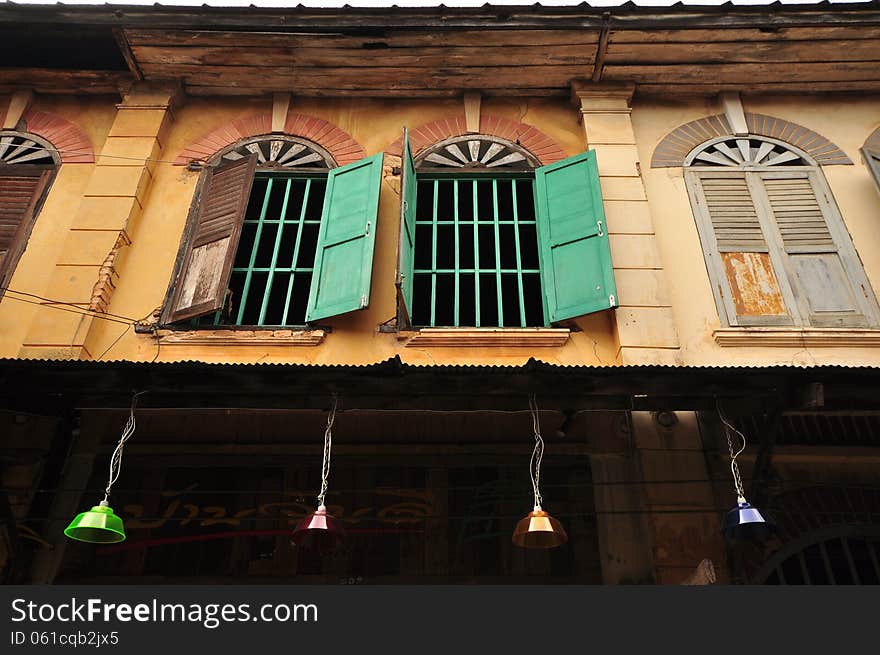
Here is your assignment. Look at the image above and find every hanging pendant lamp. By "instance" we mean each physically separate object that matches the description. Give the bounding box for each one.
[717,403,776,544]
[512,395,567,549]
[65,391,145,544]
[292,396,345,551]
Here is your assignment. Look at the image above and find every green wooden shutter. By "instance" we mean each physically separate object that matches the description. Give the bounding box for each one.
[534,150,617,322]
[306,152,383,322]
[396,129,417,327]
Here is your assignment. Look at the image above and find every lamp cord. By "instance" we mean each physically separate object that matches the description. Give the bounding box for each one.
[316,395,338,510]
[529,394,544,511]
[717,401,747,504]
[102,391,147,506]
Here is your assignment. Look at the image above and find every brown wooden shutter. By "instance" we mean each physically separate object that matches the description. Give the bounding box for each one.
[165,155,257,323]
[0,166,52,288]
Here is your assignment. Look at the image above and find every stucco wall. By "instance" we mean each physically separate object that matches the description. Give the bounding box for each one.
[4,91,880,366]
[635,93,880,367]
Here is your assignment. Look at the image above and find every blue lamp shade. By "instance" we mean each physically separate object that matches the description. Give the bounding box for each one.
[721,502,776,543]
[64,505,126,544]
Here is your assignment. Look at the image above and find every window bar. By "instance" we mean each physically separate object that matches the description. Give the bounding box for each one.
[236,177,274,325]
[258,178,293,325]
[841,538,861,585]
[819,541,836,584]
[453,179,460,327]
[472,180,480,327]
[868,538,880,581]
[281,178,311,325]
[511,180,527,327]
[775,563,786,585]
[492,179,504,327]
[797,551,811,584]
[431,179,439,326]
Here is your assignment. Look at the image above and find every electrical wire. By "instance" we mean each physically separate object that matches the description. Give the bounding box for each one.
[1,292,134,326]
[28,477,880,496]
[96,324,133,361]
[101,390,147,505]
[717,399,748,503]
[1,286,142,323]
[528,394,544,510]
[315,395,338,509]
[0,141,191,167]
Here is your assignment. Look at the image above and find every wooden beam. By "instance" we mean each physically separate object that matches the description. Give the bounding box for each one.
[591,12,611,82]
[0,69,132,95]
[271,92,291,133]
[463,92,480,133]
[2,90,33,129]
[112,26,144,82]
[720,91,748,136]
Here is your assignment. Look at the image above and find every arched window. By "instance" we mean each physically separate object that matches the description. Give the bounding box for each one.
[756,526,880,585]
[0,130,59,295]
[685,135,879,328]
[397,134,616,329]
[164,135,340,327]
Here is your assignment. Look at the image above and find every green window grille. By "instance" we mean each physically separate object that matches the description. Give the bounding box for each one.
[189,172,327,327]
[411,176,546,327]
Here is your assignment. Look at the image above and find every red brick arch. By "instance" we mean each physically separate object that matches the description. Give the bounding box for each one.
[174,111,365,166]
[21,109,94,163]
[386,114,567,165]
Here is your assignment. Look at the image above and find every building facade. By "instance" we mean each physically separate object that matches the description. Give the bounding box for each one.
[1,3,880,585]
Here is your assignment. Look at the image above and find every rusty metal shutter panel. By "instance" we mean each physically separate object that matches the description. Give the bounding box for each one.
[0,168,51,280]
[166,155,257,324]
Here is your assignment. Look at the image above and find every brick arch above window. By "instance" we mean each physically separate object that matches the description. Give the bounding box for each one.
[174,111,366,167]
[386,114,566,165]
[21,109,94,163]
[652,113,851,168]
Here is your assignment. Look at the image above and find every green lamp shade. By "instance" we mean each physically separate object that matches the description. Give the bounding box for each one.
[64,505,126,544]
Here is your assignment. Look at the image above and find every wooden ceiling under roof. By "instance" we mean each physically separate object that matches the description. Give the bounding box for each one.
[1,4,880,97]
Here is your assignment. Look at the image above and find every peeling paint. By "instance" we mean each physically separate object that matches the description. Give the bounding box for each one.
[722,252,787,316]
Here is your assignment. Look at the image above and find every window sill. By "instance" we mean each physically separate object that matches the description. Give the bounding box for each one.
[157,328,325,346]
[402,327,570,348]
[713,327,880,347]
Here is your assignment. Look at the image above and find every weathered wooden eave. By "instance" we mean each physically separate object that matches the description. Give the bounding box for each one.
[2,3,880,98]
[2,3,880,31]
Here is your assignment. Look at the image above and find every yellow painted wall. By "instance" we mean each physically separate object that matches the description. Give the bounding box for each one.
[4,91,880,367]
[0,96,116,357]
[635,93,880,367]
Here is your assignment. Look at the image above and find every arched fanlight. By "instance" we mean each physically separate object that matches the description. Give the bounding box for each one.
[512,395,567,549]
[64,391,146,544]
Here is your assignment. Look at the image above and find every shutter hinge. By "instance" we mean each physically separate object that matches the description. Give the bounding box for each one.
[360,294,367,308]
[402,200,408,213]
[597,220,604,237]
[365,220,371,236]
[609,294,616,307]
